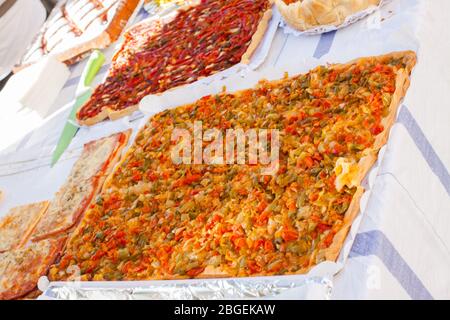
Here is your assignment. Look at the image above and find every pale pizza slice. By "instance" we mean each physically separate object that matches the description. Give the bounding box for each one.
[0,238,65,300]
[0,201,49,253]
[31,130,131,241]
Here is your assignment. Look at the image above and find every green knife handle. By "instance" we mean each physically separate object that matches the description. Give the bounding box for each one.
[81,50,106,87]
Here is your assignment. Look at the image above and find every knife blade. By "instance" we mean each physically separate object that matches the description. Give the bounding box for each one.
[51,50,105,167]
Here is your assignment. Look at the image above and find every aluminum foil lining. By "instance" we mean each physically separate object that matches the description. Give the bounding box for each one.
[40,276,333,300]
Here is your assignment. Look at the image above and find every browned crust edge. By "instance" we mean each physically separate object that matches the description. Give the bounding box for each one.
[240,2,274,64]
[319,51,417,264]
[77,102,139,127]
[17,289,42,300]
[76,105,110,126]
[101,132,136,193]
[108,104,140,121]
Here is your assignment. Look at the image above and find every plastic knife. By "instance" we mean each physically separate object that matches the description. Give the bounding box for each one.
[51,50,105,167]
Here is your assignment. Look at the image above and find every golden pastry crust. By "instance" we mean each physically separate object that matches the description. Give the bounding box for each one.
[317,51,416,264]
[275,0,381,31]
[241,1,274,64]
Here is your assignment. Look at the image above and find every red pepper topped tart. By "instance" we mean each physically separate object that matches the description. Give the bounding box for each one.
[51,51,416,281]
[77,0,274,126]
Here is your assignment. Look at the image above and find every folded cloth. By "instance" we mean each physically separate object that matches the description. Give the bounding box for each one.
[0,56,70,118]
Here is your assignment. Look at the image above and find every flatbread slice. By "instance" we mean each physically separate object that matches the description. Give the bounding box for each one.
[32,130,131,241]
[0,238,65,300]
[0,201,49,253]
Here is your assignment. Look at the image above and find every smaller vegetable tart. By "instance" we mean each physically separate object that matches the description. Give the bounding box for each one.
[0,238,65,300]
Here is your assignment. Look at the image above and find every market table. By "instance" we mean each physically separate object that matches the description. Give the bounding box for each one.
[0,0,449,299]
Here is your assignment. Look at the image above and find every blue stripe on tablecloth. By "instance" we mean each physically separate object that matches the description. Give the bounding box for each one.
[137,6,150,20]
[63,63,111,89]
[349,230,433,300]
[398,106,450,196]
[313,30,336,59]
[273,35,289,66]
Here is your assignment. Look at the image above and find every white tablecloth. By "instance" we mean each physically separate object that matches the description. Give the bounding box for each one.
[0,0,449,299]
